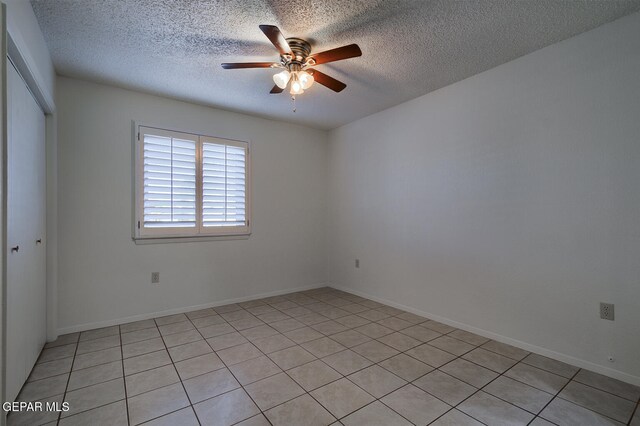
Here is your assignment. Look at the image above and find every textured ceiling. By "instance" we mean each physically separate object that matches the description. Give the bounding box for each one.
[31,0,640,130]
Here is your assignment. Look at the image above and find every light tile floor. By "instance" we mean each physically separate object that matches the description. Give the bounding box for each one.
[8,287,640,426]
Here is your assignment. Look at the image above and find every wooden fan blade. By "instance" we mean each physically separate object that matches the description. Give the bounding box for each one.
[270,85,284,94]
[221,62,275,69]
[309,70,346,92]
[259,25,292,55]
[310,44,362,65]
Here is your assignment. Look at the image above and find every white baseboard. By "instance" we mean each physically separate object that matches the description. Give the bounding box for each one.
[56,283,328,336]
[329,284,640,387]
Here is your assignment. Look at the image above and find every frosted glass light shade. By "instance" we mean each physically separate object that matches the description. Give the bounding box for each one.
[299,71,314,89]
[273,70,290,89]
[290,79,304,95]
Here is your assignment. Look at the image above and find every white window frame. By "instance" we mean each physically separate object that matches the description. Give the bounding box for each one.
[133,124,251,241]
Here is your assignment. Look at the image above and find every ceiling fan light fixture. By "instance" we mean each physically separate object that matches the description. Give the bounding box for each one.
[290,76,304,95]
[273,70,290,89]
[299,70,314,89]
[222,25,361,97]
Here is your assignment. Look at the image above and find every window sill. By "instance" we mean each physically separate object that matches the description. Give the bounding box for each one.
[133,233,251,245]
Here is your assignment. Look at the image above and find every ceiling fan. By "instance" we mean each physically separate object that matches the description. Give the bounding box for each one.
[222,25,362,96]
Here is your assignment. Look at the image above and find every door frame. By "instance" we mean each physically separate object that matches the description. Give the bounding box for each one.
[1,4,57,422]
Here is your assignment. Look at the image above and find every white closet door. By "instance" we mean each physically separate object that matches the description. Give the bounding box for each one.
[6,63,47,402]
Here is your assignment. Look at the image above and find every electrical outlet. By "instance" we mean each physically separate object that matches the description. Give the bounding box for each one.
[600,302,614,321]
[355,259,360,268]
[151,272,160,284]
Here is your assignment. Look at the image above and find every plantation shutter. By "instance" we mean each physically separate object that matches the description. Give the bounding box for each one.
[141,129,197,233]
[202,140,247,228]
[136,126,250,239]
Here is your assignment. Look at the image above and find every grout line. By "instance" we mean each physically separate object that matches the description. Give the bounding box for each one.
[154,318,203,426]
[131,406,198,426]
[55,333,79,425]
[434,386,485,425]
[553,392,634,425]
[565,377,640,404]
[184,307,269,425]
[519,358,577,379]
[23,370,72,385]
[531,417,560,425]
[480,377,552,417]
[475,342,530,362]
[628,403,638,426]
[117,324,131,426]
[54,362,123,394]
[428,407,489,426]
[121,334,161,347]
[534,368,581,425]
[122,349,171,376]
[54,395,127,424]
[342,370,418,424]
[69,342,121,358]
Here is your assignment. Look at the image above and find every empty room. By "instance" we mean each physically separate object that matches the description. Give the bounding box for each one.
[1,0,639,425]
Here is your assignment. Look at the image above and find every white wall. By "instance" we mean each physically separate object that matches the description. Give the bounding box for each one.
[56,77,328,332]
[327,13,640,384]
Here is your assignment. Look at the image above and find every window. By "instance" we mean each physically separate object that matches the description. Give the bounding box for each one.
[134,125,250,239]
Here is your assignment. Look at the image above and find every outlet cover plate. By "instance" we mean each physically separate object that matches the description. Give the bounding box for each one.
[600,302,614,321]
[151,272,160,284]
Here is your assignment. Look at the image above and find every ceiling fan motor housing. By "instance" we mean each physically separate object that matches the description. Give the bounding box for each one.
[285,38,312,64]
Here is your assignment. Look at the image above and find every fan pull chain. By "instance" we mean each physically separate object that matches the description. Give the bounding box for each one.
[291,95,297,113]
